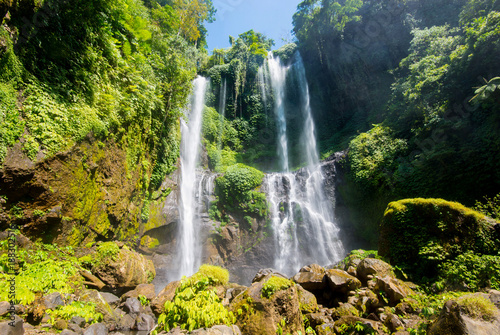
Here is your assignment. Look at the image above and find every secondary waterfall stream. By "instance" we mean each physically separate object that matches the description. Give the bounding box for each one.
[265,53,345,275]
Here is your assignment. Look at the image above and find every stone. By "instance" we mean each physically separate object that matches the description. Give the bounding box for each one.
[122,297,141,314]
[384,313,404,333]
[78,290,117,327]
[251,268,286,283]
[70,316,86,328]
[331,303,359,319]
[297,285,318,313]
[121,283,156,301]
[356,258,394,283]
[0,301,11,316]
[305,312,333,328]
[135,313,155,331]
[354,288,380,314]
[151,280,181,316]
[117,314,135,330]
[489,289,500,309]
[292,264,327,291]
[230,275,304,335]
[61,330,78,335]
[83,323,108,335]
[428,296,500,335]
[0,315,24,335]
[316,322,336,335]
[44,292,65,310]
[54,319,68,330]
[99,293,120,308]
[68,323,84,334]
[190,325,242,335]
[92,247,155,289]
[375,277,415,306]
[333,316,383,334]
[325,269,361,293]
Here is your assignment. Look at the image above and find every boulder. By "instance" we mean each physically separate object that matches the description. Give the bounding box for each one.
[121,283,156,301]
[331,303,359,319]
[325,269,361,294]
[121,297,141,315]
[251,268,286,283]
[99,293,120,308]
[92,247,155,289]
[489,289,500,309]
[61,330,79,335]
[83,323,108,335]
[230,276,304,335]
[78,290,117,327]
[135,313,155,331]
[44,292,66,309]
[69,316,86,328]
[151,280,181,316]
[305,312,333,329]
[354,288,380,314]
[375,277,414,306]
[428,295,500,335]
[0,315,24,335]
[190,325,242,335]
[356,258,393,283]
[384,313,404,333]
[333,316,384,334]
[0,301,10,316]
[297,285,318,314]
[292,264,327,291]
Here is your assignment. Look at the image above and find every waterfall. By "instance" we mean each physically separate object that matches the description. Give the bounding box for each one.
[174,76,208,280]
[265,53,345,276]
[268,54,290,172]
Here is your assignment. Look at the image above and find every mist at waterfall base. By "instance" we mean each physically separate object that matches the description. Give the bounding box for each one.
[169,52,345,283]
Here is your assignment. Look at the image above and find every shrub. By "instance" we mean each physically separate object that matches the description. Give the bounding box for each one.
[215,163,266,216]
[437,252,500,291]
[155,265,234,332]
[380,198,499,283]
[47,301,103,324]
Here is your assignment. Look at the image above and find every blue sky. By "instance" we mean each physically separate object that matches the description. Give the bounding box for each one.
[206,0,303,51]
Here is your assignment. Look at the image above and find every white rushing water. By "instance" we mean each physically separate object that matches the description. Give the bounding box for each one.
[268,54,290,172]
[174,76,208,280]
[265,53,345,275]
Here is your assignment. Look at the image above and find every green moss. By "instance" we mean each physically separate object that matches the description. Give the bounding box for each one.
[261,276,293,299]
[95,242,120,264]
[197,264,230,285]
[140,235,159,249]
[457,294,498,321]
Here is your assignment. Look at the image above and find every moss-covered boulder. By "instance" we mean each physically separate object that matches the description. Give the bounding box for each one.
[428,294,500,335]
[230,275,304,335]
[91,243,155,290]
[379,198,500,281]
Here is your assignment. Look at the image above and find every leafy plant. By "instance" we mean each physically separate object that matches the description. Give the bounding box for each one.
[47,301,103,324]
[155,265,234,332]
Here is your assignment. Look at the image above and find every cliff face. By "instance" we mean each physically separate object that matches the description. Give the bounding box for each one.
[0,137,150,245]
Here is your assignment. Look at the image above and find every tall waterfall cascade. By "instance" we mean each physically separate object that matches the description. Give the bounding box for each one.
[264,53,345,275]
[173,77,208,281]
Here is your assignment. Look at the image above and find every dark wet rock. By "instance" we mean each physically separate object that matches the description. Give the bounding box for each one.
[99,293,120,308]
[135,313,155,331]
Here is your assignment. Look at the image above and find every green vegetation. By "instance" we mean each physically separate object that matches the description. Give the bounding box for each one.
[47,301,103,324]
[0,241,83,305]
[155,265,235,332]
[261,276,293,299]
[213,163,268,219]
[380,198,500,286]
